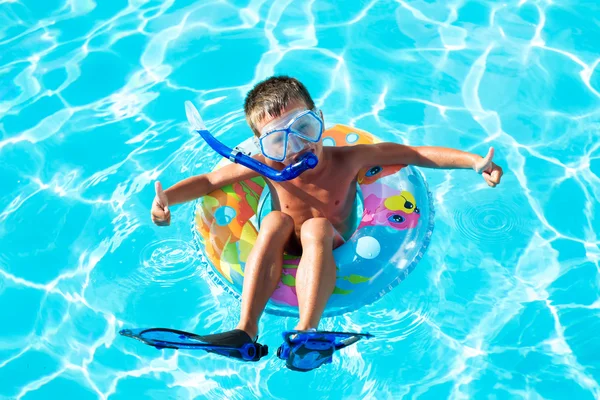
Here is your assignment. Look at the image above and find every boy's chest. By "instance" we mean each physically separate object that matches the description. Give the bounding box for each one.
[271,168,358,221]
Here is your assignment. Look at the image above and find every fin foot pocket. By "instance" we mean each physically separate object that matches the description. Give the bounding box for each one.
[277,329,373,372]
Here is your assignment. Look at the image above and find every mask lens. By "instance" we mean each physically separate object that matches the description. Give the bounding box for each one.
[287,135,307,155]
[261,130,287,160]
[291,113,322,141]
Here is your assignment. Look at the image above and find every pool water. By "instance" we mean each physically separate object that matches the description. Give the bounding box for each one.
[1,0,599,399]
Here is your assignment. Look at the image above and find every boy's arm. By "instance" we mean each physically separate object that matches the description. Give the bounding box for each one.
[164,161,261,206]
[354,142,503,187]
[151,157,262,226]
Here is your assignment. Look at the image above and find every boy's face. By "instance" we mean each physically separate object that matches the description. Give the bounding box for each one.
[254,99,324,165]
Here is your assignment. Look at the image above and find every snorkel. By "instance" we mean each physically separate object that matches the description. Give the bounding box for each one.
[185,101,318,181]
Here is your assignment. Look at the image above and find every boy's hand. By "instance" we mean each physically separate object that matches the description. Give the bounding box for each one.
[474,147,503,188]
[151,181,171,226]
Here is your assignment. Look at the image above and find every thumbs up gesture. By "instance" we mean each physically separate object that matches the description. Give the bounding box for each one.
[151,181,171,226]
[474,147,503,188]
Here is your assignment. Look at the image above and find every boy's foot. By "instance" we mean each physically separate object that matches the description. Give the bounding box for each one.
[276,330,373,372]
[120,327,268,361]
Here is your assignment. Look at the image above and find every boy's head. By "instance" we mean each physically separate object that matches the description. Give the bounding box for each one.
[244,76,316,136]
[244,76,324,165]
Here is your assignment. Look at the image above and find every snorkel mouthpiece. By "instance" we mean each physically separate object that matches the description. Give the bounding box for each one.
[185,101,318,181]
[280,151,318,180]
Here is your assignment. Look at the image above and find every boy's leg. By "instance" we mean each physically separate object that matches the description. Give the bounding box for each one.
[236,211,294,338]
[294,217,337,330]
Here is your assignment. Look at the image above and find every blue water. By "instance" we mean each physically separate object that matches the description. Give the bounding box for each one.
[1,0,599,398]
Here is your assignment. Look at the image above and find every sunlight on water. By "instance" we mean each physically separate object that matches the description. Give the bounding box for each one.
[0,0,599,399]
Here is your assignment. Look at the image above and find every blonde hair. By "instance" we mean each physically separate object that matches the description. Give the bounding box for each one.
[244,76,315,136]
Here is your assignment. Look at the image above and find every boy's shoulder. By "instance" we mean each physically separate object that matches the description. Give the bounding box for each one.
[328,142,373,156]
[327,143,373,168]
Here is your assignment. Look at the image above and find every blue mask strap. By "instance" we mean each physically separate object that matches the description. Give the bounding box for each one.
[185,101,318,182]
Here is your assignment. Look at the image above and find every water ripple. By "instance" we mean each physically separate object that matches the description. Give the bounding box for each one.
[136,239,200,288]
[453,196,529,245]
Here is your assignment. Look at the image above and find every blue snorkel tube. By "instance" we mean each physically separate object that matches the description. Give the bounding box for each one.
[185,101,318,181]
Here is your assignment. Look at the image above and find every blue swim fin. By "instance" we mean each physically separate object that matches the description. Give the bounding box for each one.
[276,330,373,372]
[119,328,268,362]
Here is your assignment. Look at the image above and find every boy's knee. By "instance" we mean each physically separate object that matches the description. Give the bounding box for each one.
[261,211,294,234]
[300,217,334,243]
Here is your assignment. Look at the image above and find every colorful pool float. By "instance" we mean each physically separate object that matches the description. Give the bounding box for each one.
[192,124,434,317]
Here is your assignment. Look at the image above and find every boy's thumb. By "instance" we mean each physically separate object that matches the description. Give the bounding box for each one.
[155,181,169,207]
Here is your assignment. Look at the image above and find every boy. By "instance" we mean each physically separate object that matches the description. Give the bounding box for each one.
[150,76,503,366]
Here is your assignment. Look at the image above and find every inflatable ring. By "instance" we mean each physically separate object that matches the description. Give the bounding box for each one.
[193,124,434,317]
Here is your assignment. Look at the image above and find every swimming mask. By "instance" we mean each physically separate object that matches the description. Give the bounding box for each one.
[185,101,318,182]
[256,109,323,162]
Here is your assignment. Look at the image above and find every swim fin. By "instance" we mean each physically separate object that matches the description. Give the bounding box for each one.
[119,328,268,362]
[276,330,373,372]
